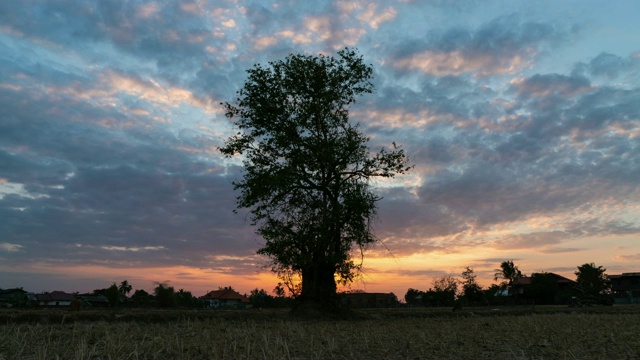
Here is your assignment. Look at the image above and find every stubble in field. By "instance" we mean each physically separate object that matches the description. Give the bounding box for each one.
[1,308,639,359]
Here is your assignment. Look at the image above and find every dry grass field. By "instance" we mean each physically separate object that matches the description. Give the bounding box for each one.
[1,306,639,359]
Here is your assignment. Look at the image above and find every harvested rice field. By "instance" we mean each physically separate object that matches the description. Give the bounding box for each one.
[1,306,639,359]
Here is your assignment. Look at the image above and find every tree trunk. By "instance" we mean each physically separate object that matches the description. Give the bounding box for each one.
[296,263,342,316]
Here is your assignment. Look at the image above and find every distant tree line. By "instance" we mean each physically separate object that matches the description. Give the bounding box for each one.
[1,278,332,310]
[404,261,612,307]
[1,262,614,310]
[84,281,297,309]
[88,281,203,308]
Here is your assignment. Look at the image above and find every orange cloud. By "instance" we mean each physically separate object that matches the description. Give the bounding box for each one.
[277,30,312,45]
[358,3,397,29]
[253,36,278,50]
[306,16,332,41]
[394,49,534,77]
[275,18,365,49]
[103,71,219,114]
[356,108,461,128]
[222,19,236,28]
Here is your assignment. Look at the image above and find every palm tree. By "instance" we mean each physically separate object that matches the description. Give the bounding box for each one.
[118,280,132,296]
[494,260,523,299]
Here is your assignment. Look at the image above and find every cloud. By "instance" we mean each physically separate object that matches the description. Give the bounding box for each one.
[362,52,640,257]
[538,247,586,254]
[357,3,397,29]
[614,253,640,262]
[394,49,531,77]
[574,52,640,80]
[136,3,159,18]
[492,231,567,250]
[0,53,257,272]
[389,15,565,77]
[0,242,23,252]
[510,74,592,99]
[253,35,278,51]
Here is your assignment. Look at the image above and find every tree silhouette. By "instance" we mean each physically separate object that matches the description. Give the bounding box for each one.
[404,288,424,306]
[273,283,286,298]
[220,48,410,314]
[527,272,559,305]
[494,260,523,303]
[431,275,458,307]
[460,267,484,305]
[494,260,523,290]
[131,289,151,307]
[176,289,198,308]
[154,282,177,308]
[118,280,132,297]
[105,283,120,307]
[575,262,610,296]
[249,288,270,308]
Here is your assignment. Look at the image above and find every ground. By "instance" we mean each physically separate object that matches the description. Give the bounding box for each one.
[1,305,639,359]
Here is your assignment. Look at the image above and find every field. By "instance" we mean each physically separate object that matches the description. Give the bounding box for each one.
[1,306,639,359]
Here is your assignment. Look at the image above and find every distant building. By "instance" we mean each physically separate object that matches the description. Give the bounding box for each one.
[200,288,249,308]
[35,291,76,307]
[513,272,576,305]
[610,272,640,304]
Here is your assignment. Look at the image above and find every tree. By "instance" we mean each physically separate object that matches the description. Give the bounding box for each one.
[105,283,120,307]
[249,288,271,308]
[273,283,286,298]
[460,267,484,305]
[131,289,151,307]
[118,280,132,297]
[404,288,425,306]
[494,260,524,304]
[154,282,177,308]
[494,260,523,292]
[431,275,458,307]
[575,263,610,296]
[219,48,411,313]
[526,272,559,305]
[176,289,199,308]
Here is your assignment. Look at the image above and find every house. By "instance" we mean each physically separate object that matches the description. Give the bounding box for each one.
[514,272,576,305]
[341,292,398,308]
[610,272,640,304]
[35,291,77,307]
[200,288,250,308]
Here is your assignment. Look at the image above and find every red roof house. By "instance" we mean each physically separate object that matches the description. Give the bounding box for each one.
[35,291,77,307]
[200,288,249,308]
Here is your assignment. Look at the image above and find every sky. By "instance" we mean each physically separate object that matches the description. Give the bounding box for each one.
[1,0,639,298]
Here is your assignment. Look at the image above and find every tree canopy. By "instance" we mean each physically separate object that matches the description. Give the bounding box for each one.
[494,260,523,293]
[575,262,610,296]
[219,48,410,313]
[460,267,484,305]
